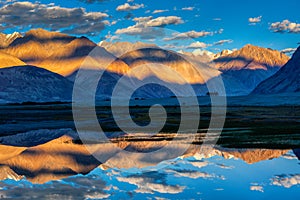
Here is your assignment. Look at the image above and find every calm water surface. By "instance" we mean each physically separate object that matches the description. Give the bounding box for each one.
[0,104,299,199]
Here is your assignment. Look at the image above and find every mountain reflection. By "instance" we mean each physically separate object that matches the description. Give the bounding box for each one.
[0,132,296,184]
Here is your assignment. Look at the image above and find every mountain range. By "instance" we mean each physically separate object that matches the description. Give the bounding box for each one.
[0,28,298,103]
[212,44,290,95]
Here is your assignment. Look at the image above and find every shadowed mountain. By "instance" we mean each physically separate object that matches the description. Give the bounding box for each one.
[252,46,300,94]
[212,44,290,95]
[118,48,220,84]
[0,29,100,76]
[0,66,74,103]
[68,47,223,100]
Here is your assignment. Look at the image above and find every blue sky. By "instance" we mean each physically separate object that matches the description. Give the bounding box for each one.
[0,0,299,53]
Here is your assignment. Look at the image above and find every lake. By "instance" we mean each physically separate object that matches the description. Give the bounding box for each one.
[0,104,299,199]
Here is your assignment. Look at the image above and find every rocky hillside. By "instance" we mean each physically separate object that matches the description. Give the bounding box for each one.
[0,32,22,48]
[252,46,300,94]
[0,66,74,103]
[214,44,289,71]
[211,44,290,95]
[0,29,98,76]
[0,52,25,68]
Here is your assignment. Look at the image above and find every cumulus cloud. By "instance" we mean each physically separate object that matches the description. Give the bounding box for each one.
[133,16,153,23]
[186,41,210,49]
[115,25,148,35]
[152,9,169,14]
[214,39,233,46]
[0,175,110,199]
[104,31,120,42]
[271,174,300,188]
[116,3,144,11]
[145,16,183,27]
[162,44,184,50]
[117,172,185,194]
[166,169,225,180]
[182,7,195,11]
[163,30,214,41]
[0,1,108,35]
[189,161,209,168]
[115,16,183,38]
[248,16,262,24]
[270,20,300,33]
[250,185,264,192]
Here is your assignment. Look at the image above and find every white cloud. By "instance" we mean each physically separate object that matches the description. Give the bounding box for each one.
[84,193,110,199]
[248,16,262,24]
[214,39,233,46]
[116,3,144,11]
[164,30,213,41]
[145,16,183,27]
[115,26,164,39]
[213,18,222,21]
[191,49,215,57]
[250,186,264,192]
[0,1,108,35]
[115,25,144,35]
[117,176,185,194]
[166,169,225,180]
[115,16,183,38]
[104,31,120,41]
[133,16,153,23]
[182,7,195,11]
[271,174,300,188]
[217,28,224,34]
[270,20,300,33]
[152,9,169,14]
[189,161,209,168]
[162,44,184,50]
[187,41,210,49]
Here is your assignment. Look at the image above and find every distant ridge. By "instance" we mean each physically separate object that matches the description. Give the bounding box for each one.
[214,44,289,71]
[210,44,290,95]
